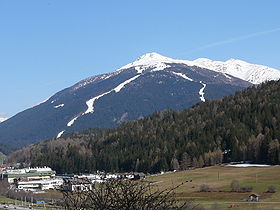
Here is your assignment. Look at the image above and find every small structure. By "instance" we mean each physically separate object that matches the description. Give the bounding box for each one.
[248,193,260,202]
[133,172,145,180]
[63,178,93,192]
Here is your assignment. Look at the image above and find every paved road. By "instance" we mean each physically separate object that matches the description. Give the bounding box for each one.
[0,203,40,210]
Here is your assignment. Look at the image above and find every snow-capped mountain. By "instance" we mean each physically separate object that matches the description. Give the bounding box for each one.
[119,53,280,84]
[0,52,278,149]
[191,58,280,84]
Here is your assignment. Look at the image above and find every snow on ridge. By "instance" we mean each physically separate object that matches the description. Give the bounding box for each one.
[118,53,175,73]
[0,118,8,123]
[118,53,280,84]
[57,130,65,138]
[150,63,171,72]
[67,52,279,94]
[171,71,193,81]
[119,53,174,70]
[192,58,280,84]
[199,81,206,102]
[54,104,64,108]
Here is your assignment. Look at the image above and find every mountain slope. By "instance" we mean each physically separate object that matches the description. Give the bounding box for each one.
[7,80,280,174]
[1,53,278,149]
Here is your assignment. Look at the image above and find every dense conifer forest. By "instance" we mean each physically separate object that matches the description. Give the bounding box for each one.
[7,80,280,174]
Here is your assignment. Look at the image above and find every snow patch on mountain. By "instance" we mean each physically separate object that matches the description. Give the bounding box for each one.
[171,71,193,81]
[85,75,141,114]
[54,104,64,108]
[85,91,111,114]
[67,116,80,127]
[199,81,206,102]
[57,130,65,138]
[113,75,140,93]
[67,74,142,128]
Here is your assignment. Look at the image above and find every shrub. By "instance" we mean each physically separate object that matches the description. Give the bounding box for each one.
[267,185,277,193]
[230,180,240,192]
[239,186,253,192]
[199,184,212,192]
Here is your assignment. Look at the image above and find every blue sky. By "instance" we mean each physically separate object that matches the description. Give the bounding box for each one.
[1,0,280,118]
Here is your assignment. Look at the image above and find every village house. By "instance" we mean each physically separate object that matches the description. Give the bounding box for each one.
[63,178,93,192]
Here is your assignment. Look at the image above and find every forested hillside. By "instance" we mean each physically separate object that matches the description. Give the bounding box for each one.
[7,80,280,174]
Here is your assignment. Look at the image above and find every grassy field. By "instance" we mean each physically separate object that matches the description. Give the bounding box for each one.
[0,195,17,204]
[1,165,279,209]
[147,165,280,209]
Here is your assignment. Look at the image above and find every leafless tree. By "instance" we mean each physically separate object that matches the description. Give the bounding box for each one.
[61,179,204,210]
[0,179,9,195]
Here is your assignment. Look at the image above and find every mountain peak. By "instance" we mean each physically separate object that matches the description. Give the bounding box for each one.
[132,52,174,66]
[136,52,170,61]
[118,52,175,72]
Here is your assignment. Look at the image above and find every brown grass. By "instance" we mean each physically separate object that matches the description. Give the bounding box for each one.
[147,165,280,209]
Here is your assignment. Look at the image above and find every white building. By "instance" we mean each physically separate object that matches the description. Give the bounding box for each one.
[1,167,56,183]
[17,178,64,191]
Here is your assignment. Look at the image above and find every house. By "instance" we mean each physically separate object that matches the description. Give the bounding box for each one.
[248,193,260,202]
[63,178,93,192]
[132,172,145,180]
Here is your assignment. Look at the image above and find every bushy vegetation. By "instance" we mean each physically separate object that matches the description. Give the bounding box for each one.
[266,185,277,193]
[7,80,280,174]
